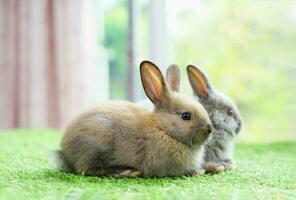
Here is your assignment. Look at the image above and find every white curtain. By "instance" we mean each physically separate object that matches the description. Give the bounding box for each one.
[0,0,103,129]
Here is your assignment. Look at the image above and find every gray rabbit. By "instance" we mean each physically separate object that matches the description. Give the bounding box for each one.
[56,61,213,178]
[187,65,242,172]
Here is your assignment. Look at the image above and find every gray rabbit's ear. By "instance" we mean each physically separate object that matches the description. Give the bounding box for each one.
[166,64,180,92]
[187,65,213,99]
[140,60,170,105]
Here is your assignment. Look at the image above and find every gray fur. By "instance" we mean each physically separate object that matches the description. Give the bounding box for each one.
[187,65,242,172]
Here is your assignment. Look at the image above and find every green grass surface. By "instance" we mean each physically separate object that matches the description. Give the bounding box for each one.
[0,130,295,200]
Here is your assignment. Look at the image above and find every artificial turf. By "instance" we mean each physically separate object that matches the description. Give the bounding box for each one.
[0,130,295,200]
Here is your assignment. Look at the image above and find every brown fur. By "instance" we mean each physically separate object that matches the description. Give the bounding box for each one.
[56,61,212,177]
[166,64,180,92]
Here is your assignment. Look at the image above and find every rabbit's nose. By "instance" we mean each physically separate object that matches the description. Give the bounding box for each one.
[206,124,213,134]
[235,121,242,134]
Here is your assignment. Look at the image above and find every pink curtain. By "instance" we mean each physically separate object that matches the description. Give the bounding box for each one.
[0,0,99,129]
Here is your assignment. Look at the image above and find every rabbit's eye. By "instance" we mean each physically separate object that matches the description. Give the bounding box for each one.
[227,109,234,116]
[181,112,192,120]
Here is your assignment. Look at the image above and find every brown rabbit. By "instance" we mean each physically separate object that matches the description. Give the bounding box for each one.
[56,61,213,178]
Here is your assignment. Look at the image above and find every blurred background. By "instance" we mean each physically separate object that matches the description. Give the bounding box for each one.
[0,0,295,143]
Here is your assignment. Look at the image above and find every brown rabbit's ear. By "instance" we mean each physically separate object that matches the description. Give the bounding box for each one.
[140,60,170,104]
[187,65,213,99]
[166,64,180,92]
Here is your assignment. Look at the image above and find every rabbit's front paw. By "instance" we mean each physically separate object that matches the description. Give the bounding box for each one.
[196,168,206,175]
[202,161,225,173]
[112,169,141,178]
[186,168,205,176]
[221,159,234,170]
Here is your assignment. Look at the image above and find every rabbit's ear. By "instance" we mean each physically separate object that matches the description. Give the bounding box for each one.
[166,64,180,92]
[187,65,213,99]
[140,60,170,104]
